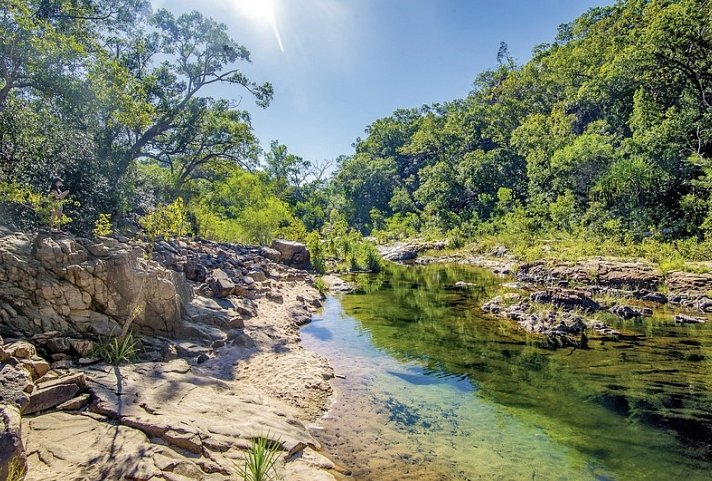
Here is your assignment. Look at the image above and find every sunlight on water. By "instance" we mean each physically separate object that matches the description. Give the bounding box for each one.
[302,264,712,481]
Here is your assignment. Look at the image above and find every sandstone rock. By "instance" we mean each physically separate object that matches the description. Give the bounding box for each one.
[162,343,179,362]
[5,341,36,359]
[259,246,282,262]
[18,359,50,381]
[530,289,600,312]
[184,260,208,282]
[267,292,284,304]
[50,360,74,370]
[23,412,165,481]
[248,269,267,282]
[56,393,90,411]
[69,339,95,357]
[271,239,310,269]
[24,382,81,414]
[518,260,663,290]
[45,336,72,354]
[0,404,25,481]
[667,271,712,295]
[206,269,235,298]
[0,364,32,411]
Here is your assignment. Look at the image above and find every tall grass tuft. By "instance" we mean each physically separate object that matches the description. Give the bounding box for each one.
[6,456,26,481]
[96,332,139,365]
[236,433,282,481]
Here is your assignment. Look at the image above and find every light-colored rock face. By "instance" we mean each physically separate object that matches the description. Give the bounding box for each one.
[271,239,310,270]
[21,357,336,481]
[0,231,186,338]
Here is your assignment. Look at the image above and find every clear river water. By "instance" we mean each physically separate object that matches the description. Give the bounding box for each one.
[301,263,712,481]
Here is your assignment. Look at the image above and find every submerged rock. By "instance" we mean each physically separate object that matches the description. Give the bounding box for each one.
[675,314,707,324]
[609,304,643,320]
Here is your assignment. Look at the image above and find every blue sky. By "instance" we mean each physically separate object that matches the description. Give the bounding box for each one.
[151,0,612,163]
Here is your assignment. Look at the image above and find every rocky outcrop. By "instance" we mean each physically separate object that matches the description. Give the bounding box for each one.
[271,239,310,270]
[530,289,600,312]
[666,271,712,294]
[482,293,620,348]
[0,226,338,481]
[0,228,185,338]
[518,260,663,290]
[378,240,447,262]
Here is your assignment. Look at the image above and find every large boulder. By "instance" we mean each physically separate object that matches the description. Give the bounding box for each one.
[0,364,32,412]
[270,239,310,270]
[206,269,235,298]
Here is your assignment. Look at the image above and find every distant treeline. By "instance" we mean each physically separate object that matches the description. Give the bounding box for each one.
[329,0,712,244]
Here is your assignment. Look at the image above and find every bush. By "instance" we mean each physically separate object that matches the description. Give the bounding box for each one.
[92,213,113,238]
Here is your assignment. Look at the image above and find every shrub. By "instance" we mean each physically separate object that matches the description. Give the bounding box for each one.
[92,213,113,238]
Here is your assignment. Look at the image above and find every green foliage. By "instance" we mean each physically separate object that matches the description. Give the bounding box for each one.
[0,180,77,229]
[328,0,712,249]
[96,332,139,365]
[314,276,327,295]
[189,167,304,246]
[93,213,113,238]
[235,433,282,481]
[139,198,188,251]
[305,232,327,274]
[306,211,383,273]
[0,1,271,236]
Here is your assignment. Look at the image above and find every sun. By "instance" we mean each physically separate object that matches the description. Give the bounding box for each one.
[234,0,284,53]
[235,0,276,25]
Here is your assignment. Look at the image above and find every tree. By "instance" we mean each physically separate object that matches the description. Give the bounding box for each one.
[263,140,311,201]
[101,8,273,183]
[146,100,260,190]
[0,0,149,107]
[333,153,397,230]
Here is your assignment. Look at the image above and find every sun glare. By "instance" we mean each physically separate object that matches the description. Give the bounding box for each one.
[236,0,275,25]
[234,0,284,53]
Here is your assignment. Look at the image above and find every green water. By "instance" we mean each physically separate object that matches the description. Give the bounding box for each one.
[301,263,712,481]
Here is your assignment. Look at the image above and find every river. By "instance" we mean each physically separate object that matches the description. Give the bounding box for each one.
[301,263,712,481]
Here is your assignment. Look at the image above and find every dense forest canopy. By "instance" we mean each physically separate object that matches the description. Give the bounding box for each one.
[332,0,712,243]
[2,0,712,259]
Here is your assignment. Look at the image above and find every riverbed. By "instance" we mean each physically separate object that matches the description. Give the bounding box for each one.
[302,263,712,481]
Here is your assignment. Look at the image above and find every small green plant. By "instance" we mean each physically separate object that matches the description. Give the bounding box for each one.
[236,432,282,481]
[6,456,26,481]
[139,197,189,255]
[314,276,327,295]
[93,213,113,237]
[96,332,139,365]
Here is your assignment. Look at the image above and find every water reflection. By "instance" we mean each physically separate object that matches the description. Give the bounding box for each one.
[302,263,712,480]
